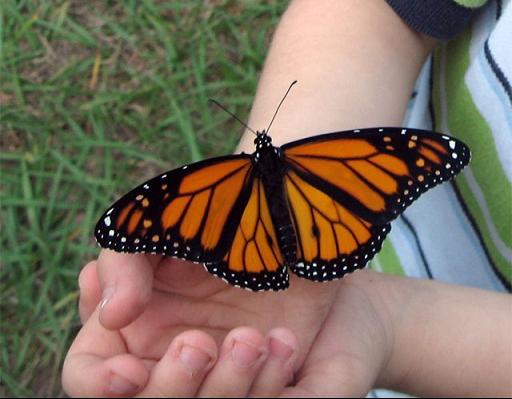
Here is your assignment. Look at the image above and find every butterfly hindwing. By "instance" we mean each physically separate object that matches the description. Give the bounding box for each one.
[282,127,471,224]
[95,154,254,263]
[205,176,288,291]
[284,170,391,281]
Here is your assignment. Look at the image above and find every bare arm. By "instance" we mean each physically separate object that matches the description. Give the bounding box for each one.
[238,0,434,150]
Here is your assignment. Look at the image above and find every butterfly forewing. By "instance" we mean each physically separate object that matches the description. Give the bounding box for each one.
[282,128,471,224]
[95,154,254,263]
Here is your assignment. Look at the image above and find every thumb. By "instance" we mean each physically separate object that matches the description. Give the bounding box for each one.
[97,250,158,329]
[78,260,102,323]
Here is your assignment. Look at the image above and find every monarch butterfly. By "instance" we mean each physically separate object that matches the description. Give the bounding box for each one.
[95,82,470,291]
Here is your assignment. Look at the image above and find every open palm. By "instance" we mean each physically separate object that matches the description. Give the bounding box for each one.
[63,251,391,397]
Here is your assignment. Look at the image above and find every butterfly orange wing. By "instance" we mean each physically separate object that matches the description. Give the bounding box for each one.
[204,176,287,291]
[282,127,470,280]
[284,170,390,280]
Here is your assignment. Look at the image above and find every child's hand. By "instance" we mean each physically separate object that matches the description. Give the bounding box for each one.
[62,250,392,397]
[65,310,296,396]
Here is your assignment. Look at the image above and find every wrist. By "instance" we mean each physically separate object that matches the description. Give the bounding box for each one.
[342,270,428,391]
[335,270,403,390]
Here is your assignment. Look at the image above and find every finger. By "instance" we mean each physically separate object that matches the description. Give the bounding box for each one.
[197,327,268,398]
[97,250,158,329]
[62,352,149,397]
[249,328,298,397]
[64,307,151,397]
[78,260,101,323]
[137,330,217,397]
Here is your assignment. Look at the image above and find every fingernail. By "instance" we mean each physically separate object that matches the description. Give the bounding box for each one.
[179,345,213,375]
[231,340,265,368]
[100,286,115,310]
[108,372,139,395]
[269,337,295,362]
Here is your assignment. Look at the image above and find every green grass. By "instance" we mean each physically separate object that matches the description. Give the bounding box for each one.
[0,1,286,395]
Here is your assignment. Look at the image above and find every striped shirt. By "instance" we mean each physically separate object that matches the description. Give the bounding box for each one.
[374,0,511,296]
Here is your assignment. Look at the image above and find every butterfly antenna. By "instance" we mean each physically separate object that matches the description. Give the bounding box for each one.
[266,80,298,134]
[208,99,257,136]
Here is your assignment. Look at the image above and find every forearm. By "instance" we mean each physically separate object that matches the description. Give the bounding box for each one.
[238,0,434,152]
[372,272,512,397]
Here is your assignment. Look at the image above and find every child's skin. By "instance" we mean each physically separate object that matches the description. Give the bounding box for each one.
[62,0,512,396]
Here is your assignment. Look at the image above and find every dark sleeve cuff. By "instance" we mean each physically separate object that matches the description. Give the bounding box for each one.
[386,0,483,40]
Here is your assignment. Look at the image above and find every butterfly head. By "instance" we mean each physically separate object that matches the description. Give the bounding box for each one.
[254,130,273,149]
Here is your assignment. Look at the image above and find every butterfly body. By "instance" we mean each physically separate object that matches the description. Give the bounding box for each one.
[251,132,297,265]
[96,127,470,291]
